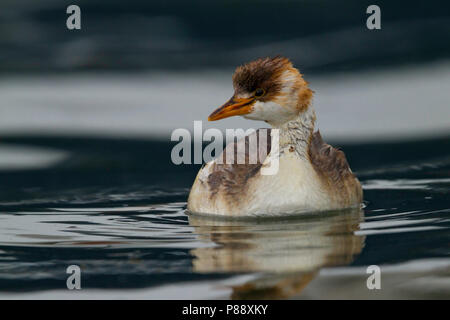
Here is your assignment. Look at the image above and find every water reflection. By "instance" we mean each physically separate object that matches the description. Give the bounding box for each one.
[0,135,448,298]
[188,208,365,299]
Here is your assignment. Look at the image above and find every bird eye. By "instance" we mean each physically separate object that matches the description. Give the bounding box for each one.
[254,88,265,97]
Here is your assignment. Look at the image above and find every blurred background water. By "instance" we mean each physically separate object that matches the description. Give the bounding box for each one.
[0,0,449,299]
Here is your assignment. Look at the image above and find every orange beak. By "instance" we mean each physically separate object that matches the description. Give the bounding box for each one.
[208,96,254,121]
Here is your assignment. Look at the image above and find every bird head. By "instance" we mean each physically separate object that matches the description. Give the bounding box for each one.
[208,56,313,126]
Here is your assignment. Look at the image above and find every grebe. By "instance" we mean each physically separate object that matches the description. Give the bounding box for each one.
[187,56,362,216]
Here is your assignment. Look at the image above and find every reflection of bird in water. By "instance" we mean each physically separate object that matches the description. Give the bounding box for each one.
[188,208,365,299]
[188,56,362,216]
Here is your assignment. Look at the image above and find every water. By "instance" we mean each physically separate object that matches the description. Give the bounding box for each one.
[3,1,450,73]
[2,0,449,300]
[0,135,449,299]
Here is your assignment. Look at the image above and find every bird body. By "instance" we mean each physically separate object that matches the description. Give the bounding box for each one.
[187,57,362,216]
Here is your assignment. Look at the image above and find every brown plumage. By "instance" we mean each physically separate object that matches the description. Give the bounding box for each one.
[207,129,271,200]
[308,131,363,206]
[232,56,290,97]
[232,56,313,111]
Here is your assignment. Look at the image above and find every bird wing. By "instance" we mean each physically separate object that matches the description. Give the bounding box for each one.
[206,128,272,197]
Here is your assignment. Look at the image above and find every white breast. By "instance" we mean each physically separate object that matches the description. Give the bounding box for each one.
[243,153,334,216]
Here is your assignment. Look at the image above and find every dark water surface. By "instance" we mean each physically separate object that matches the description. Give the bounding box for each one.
[0,136,449,299]
[3,0,450,73]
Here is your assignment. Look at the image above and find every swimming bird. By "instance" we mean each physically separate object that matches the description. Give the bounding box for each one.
[187,56,362,216]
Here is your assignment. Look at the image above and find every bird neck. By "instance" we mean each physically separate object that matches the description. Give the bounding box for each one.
[271,105,316,160]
